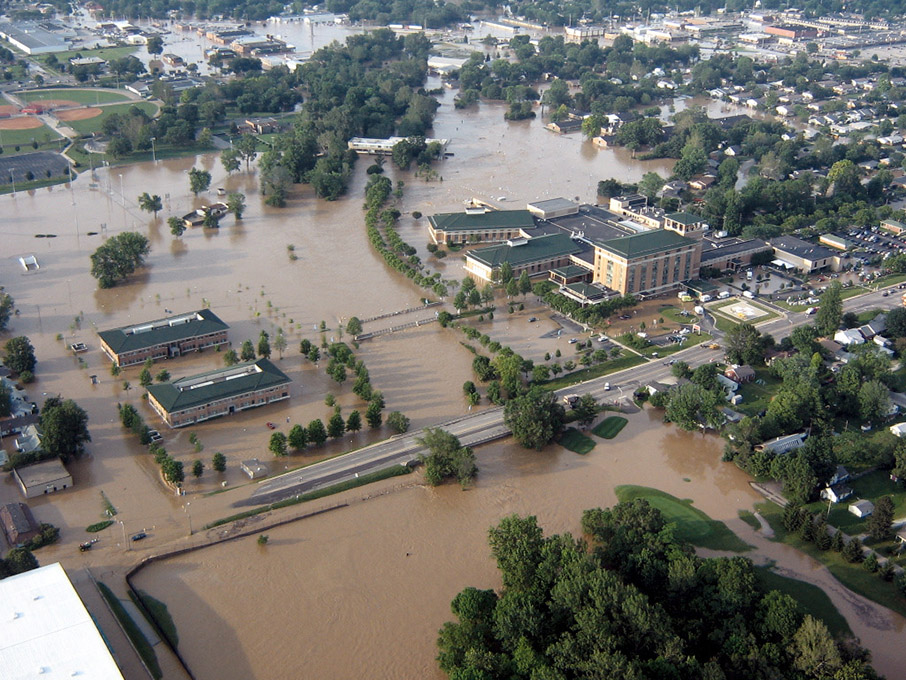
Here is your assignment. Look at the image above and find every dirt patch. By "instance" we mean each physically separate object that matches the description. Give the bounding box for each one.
[0,104,19,117]
[29,99,79,110]
[56,107,102,122]
[0,117,43,130]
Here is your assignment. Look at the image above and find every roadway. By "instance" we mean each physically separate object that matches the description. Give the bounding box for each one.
[238,286,901,508]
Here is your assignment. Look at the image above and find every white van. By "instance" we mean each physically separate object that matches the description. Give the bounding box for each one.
[742,290,755,299]
[718,290,730,299]
[700,294,712,303]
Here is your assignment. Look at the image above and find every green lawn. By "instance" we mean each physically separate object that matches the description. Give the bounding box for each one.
[542,355,647,391]
[592,416,628,439]
[753,566,852,638]
[657,305,700,325]
[65,101,158,136]
[0,122,63,150]
[558,427,596,454]
[871,273,906,289]
[18,88,132,105]
[638,332,712,358]
[736,366,782,417]
[615,485,752,552]
[97,582,162,680]
[805,470,906,534]
[756,500,906,619]
[35,46,138,69]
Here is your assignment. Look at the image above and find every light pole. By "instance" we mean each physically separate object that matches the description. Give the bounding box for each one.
[119,520,129,551]
[118,173,124,205]
[150,136,157,163]
[184,502,193,535]
[8,168,14,196]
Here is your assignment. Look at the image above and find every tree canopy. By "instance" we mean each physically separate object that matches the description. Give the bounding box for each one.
[38,398,91,463]
[89,232,150,288]
[503,387,565,450]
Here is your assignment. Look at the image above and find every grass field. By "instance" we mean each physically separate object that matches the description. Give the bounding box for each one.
[753,566,852,638]
[592,416,628,439]
[615,485,752,552]
[558,427,596,454]
[542,355,647,391]
[756,500,906,620]
[18,88,132,105]
[65,101,158,135]
[0,122,63,150]
[638,331,712,358]
[35,46,137,69]
[871,273,906,289]
[657,305,700,325]
[736,366,782,416]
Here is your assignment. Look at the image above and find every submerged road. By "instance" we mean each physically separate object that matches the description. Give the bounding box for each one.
[237,287,900,507]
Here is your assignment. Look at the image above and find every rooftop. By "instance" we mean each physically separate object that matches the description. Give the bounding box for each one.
[593,229,695,260]
[428,209,536,232]
[527,197,579,213]
[700,237,770,262]
[545,205,634,242]
[665,211,705,226]
[147,358,291,413]
[770,235,838,262]
[0,562,124,680]
[467,234,583,269]
[13,459,70,488]
[98,309,229,355]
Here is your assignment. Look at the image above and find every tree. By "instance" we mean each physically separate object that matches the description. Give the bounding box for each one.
[573,394,598,427]
[212,452,227,472]
[0,381,11,418]
[665,383,722,431]
[155,369,170,383]
[503,387,565,450]
[859,380,891,423]
[0,289,13,331]
[168,216,186,237]
[517,270,531,296]
[90,232,150,288]
[387,411,409,434]
[3,336,36,374]
[671,360,691,379]
[221,149,241,174]
[724,323,764,366]
[202,209,220,229]
[39,398,90,463]
[327,411,345,439]
[815,282,843,336]
[365,401,383,428]
[341,410,360,433]
[139,368,152,387]
[418,428,477,487]
[5,547,38,575]
[346,317,363,336]
[867,495,895,541]
[188,167,211,196]
[288,424,307,450]
[273,329,286,359]
[269,431,287,456]
[146,35,164,56]
[138,192,162,217]
[307,419,327,446]
[791,616,842,677]
[223,349,239,366]
[235,134,258,171]
[885,307,906,338]
[192,459,204,478]
[240,340,256,362]
[226,192,245,219]
[163,457,184,484]
[257,331,271,359]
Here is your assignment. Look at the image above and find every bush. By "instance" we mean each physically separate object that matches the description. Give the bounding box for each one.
[18,370,34,384]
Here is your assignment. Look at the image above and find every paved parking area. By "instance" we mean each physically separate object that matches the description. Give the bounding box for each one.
[2,151,70,184]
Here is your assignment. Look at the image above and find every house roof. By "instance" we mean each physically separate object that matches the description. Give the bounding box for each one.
[98,309,229,355]
[728,365,755,380]
[592,229,695,260]
[850,499,874,512]
[428,209,536,232]
[146,359,291,414]
[13,459,71,489]
[467,234,583,269]
[0,502,37,536]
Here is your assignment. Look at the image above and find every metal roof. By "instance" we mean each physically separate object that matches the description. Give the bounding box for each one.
[98,309,229,354]
[428,209,536,232]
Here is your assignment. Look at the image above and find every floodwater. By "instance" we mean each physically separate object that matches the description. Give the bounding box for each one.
[3,63,900,680]
[133,411,906,680]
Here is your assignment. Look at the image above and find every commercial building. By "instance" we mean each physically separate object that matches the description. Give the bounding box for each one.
[769,235,842,272]
[819,233,853,250]
[591,229,700,296]
[0,563,125,680]
[147,359,291,428]
[347,136,448,155]
[881,219,906,235]
[428,208,536,245]
[700,237,772,272]
[526,198,579,220]
[0,22,68,54]
[464,234,583,282]
[13,459,73,499]
[99,309,230,367]
[663,211,709,239]
[0,502,39,546]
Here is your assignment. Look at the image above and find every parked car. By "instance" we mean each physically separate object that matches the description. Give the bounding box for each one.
[131,532,147,542]
[266,422,276,430]
[528,317,537,322]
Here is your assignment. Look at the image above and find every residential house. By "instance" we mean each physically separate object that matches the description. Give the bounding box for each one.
[849,500,874,518]
[834,329,865,346]
[820,484,853,503]
[0,502,39,545]
[755,432,807,454]
[725,365,755,383]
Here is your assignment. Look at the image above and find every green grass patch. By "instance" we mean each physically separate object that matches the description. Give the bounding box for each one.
[735,365,782,417]
[855,308,883,324]
[657,305,700,325]
[18,88,132,104]
[35,47,137,70]
[756,500,906,619]
[871,273,906,289]
[203,465,413,530]
[738,510,760,531]
[616,485,752,552]
[130,589,178,650]
[592,416,628,439]
[558,427,596,454]
[86,520,114,533]
[65,101,158,136]
[542,355,647,391]
[97,582,162,680]
[805,470,906,534]
[0,121,63,150]
[638,332,712,358]
[0,172,74,195]
[753,566,852,638]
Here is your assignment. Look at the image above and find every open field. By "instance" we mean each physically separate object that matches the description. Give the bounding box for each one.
[736,366,782,416]
[542,355,647,390]
[0,116,43,130]
[0,120,63,149]
[35,46,137,68]
[558,427,596,454]
[615,485,752,552]
[65,101,158,135]
[18,88,132,105]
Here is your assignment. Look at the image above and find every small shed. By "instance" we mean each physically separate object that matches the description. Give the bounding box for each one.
[12,459,73,499]
[848,500,874,518]
[241,458,269,480]
[0,502,39,545]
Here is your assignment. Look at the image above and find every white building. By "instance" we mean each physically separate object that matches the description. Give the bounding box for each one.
[0,563,125,679]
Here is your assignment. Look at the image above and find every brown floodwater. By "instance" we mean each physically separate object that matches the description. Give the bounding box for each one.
[132,411,905,680]
[2,83,899,680]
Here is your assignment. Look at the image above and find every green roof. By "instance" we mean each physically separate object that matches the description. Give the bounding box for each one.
[428,209,535,232]
[550,264,591,278]
[564,282,607,299]
[882,219,906,229]
[98,309,228,354]
[467,234,582,268]
[665,211,704,226]
[146,359,290,413]
[593,229,694,260]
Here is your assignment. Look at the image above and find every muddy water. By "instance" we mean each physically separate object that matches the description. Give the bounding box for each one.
[133,411,905,680]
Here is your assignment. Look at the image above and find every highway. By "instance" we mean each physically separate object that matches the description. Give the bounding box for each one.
[237,286,901,507]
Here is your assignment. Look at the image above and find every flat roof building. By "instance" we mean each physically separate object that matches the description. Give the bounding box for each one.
[0,22,68,54]
[12,459,72,499]
[147,358,291,428]
[464,234,583,282]
[347,136,448,155]
[99,309,229,367]
[769,235,842,272]
[591,229,700,296]
[0,562,125,680]
[700,237,772,271]
[526,197,579,220]
[428,208,536,245]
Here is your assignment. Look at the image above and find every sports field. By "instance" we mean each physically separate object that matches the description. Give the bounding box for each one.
[64,101,158,136]
[0,119,63,149]
[18,88,132,105]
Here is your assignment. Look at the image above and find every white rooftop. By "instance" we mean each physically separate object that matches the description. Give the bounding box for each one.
[0,563,124,680]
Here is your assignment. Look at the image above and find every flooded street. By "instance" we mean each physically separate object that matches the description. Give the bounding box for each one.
[1,72,902,679]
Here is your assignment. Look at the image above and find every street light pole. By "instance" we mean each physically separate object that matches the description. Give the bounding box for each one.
[8,168,14,196]
[150,136,157,163]
[184,502,193,535]
[119,520,129,551]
